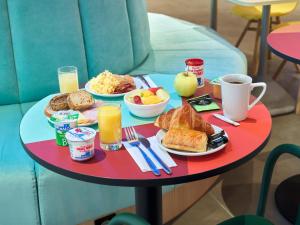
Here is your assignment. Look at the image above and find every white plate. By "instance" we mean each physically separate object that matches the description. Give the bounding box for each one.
[84,77,142,98]
[156,125,228,156]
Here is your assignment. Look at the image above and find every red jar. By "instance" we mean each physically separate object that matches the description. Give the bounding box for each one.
[185,58,204,87]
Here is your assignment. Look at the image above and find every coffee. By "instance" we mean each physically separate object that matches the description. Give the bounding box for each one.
[220,74,266,121]
[228,81,243,84]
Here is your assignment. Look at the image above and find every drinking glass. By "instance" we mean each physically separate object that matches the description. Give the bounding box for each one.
[98,103,122,151]
[58,66,79,93]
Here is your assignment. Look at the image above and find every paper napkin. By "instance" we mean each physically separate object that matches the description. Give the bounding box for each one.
[123,136,177,172]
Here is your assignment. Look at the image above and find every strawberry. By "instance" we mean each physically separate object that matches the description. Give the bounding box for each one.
[133,95,142,104]
[148,87,162,94]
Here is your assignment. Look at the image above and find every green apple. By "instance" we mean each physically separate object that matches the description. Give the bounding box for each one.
[174,72,198,97]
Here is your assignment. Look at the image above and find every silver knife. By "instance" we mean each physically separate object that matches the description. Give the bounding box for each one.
[138,75,151,88]
[138,134,172,175]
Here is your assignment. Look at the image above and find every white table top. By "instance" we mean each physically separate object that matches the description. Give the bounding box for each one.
[228,0,296,6]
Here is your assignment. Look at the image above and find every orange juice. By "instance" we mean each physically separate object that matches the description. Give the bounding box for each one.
[58,72,79,93]
[98,104,122,150]
[58,66,79,93]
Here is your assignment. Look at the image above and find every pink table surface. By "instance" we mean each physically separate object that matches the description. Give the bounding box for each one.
[267,24,300,63]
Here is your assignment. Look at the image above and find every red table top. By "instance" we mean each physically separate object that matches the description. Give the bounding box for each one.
[267,24,300,64]
[23,85,272,187]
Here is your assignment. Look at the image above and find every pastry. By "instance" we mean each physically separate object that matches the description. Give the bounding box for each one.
[45,91,96,119]
[44,104,56,117]
[67,90,94,110]
[49,93,69,111]
[155,104,214,135]
[162,128,208,152]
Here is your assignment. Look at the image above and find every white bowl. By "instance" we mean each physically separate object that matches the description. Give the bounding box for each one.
[124,89,170,118]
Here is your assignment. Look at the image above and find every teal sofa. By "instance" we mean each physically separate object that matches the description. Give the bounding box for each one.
[0,0,246,224]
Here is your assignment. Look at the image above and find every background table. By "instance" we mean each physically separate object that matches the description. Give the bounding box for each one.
[20,84,272,225]
[268,23,300,224]
[210,0,296,116]
[268,23,300,114]
[268,23,300,65]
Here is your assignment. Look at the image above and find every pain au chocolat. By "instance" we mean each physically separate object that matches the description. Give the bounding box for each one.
[162,128,208,152]
[155,104,214,152]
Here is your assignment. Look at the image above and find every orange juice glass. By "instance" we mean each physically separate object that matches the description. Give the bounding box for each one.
[98,104,122,150]
[58,66,79,93]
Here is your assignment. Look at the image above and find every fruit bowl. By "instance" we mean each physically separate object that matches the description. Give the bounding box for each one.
[124,88,170,118]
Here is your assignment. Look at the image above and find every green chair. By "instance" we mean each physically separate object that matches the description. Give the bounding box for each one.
[107,213,150,225]
[218,144,300,225]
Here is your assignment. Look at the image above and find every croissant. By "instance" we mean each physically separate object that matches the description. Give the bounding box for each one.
[155,104,214,136]
[162,128,208,152]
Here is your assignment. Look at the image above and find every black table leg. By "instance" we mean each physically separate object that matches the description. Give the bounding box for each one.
[256,4,270,82]
[210,0,218,31]
[275,174,300,224]
[135,186,162,225]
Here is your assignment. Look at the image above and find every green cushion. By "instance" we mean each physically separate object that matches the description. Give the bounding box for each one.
[7,0,89,103]
[131,14,247,80]
[126,0,150,66]
[0,105,40,225]
[79,0,133,76]
[20,101,37,114]
[35,167,175,225]
[0,0,19,105]
[109,213,150,225]
[79,0,150,77]
[218,215,274,225]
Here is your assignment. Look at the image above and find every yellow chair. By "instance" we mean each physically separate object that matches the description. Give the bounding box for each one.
[232,1,298,74]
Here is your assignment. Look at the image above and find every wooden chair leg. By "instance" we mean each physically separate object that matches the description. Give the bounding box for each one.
[294,63,300,73]
[276,16,281,24]
[273,60,287,80]
[236,20,252,47]
[252,20,261,75]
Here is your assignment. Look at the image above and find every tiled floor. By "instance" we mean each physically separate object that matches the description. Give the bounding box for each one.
[147,1,300,225]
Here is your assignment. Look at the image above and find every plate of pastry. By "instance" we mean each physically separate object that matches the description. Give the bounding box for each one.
[85,70,141,97]
[155,104,228,156]
[44,90,102,126]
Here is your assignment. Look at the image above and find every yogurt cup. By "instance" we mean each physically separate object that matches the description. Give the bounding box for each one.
[65,127,97,161]
[51,110,78,146]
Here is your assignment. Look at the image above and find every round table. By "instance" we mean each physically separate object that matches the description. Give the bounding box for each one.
[268,24,300,224]
[20,84,272,225]
[268,24,300,65]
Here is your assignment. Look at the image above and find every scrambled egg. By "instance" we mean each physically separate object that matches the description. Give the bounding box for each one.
[89,70,120,94]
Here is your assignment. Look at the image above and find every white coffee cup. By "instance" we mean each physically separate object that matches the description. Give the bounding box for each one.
[220,74,267,121]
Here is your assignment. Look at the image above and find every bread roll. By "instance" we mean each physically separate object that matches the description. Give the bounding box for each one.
[67,90,94,110]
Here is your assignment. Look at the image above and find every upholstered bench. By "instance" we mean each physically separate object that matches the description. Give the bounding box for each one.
[0,0,246,224]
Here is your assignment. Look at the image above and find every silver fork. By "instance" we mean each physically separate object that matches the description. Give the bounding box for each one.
[124,126,161,176]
